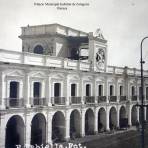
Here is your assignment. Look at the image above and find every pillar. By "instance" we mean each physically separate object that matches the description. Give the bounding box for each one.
[46,77,52,106]
[65,111,70,141]
[0,115,6,147]
[117,107,120,128]
[106,107,110,131]
[24,72,30,107]
[0,71,6,109]
[94,109,98,134]
[128,105,132,126]
[25,114,32,145]
[47,113,53,144]
[80,109,85,137]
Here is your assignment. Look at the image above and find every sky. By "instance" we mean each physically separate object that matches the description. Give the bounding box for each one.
[0,0,148,69]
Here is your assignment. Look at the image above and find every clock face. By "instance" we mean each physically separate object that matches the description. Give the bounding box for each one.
[96,48,105,68]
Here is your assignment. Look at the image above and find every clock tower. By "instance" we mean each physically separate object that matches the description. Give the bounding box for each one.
[88,29,107,72]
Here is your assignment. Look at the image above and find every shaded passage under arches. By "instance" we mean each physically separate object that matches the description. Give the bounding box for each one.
[131,105,138,125]
[109,107,117,130]
[119,106,128,128]
[85,109,95,135]
[52,111,65,142]
[70,109,81,139]
[5,115,24,148]
[98,108,106,132]
[31,113,46,146]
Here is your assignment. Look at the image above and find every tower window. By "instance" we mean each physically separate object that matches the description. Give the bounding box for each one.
[34,45,44,54]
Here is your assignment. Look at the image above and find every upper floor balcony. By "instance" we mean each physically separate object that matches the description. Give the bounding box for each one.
[97,96,107,103]
[108,96,117,103]
[119,96,127,102]
[5,98,24,108]
[31,97,47,106]
[51,97,66,105]
[84,96,95,104]
[131,96,137,101]
[70,97,81,104]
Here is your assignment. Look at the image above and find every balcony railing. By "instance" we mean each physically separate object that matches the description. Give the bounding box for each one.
[109,96,117,102]
[70,97,81,104]
[119,96,127,102]
[31,97,47,106]
[5,98,24,108]
[131,96,137,101]
[97,96,107,103]
[84,96,95,104]
[51,97,66,105]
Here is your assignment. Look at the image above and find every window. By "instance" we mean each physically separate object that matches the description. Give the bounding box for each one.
[71,84,76,97]
[110,85,114,96]
[33,82,41,98]
[98,85,103,96]
[10,81,19,98]
[120,86,123,96]
[146,87,148,99]
[54,83,61,97]
[139,87,142,98]
[86,84,91,96]
[34,45,44,54]
[131,86,135,96]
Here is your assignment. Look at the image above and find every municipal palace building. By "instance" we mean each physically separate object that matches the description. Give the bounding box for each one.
[0,23,148,148]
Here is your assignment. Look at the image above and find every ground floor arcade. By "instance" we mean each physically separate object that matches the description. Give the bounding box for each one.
[0,103,147,148]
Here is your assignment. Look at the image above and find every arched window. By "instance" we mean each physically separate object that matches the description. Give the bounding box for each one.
[34,45,44,54]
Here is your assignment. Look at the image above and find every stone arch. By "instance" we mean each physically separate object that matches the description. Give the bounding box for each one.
[52,111,65,142]
[98,107,106,131]
[109,107,117,130]
[131,105,138,125]
[70,109,81,139]
[85,108,95,135]
[5,115,25,148]
[31,113,46,146]
[119,106,127,128]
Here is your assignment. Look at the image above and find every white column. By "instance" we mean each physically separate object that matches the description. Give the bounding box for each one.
[104,76,108,103]
[0,115,6,147]
[106,107,110,131]
[94,109,98,134]
[24,73,30,107]
[47,113,53,144]
[80,78,84,104]
[65,111,70,140]
[19,81,23,99]
[25,114,32,145]
[0,71,6,109]
[137,107,140,122]
[128,105,132,126]
[117,107,120,128]
[46,77,52,106]
[80,109,85,137]
[41,80,45,98]
[65,77,70,106]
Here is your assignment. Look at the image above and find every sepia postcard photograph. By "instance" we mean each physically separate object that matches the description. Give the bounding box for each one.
[0,0,148,148]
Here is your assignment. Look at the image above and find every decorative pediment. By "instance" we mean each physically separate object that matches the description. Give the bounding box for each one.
[6,70,24,77]
[50,73,65,79]
[118,78,124,83]
[67,74,80,81]
[96,77,105,82]
[31,71,46,78]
